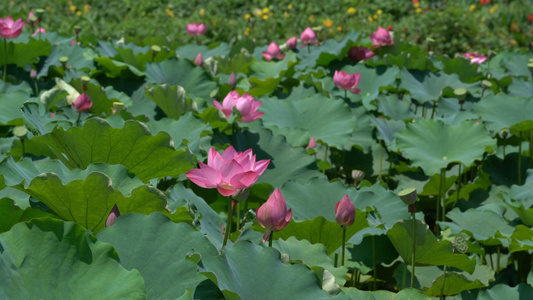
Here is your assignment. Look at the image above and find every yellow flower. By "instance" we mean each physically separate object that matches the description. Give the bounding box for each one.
[262,14,268,20]
[367,16,373,22]
[76,11,81,17]
[329,28,334,34]
[262,7,269,14]
[244,13,251,21]
[70,5,76,12]
[165,8,174,17]
[416,8,422,13]
[347,7,356,15]
[414,2,419,8]
[253,8,262,16]
[287,4,293,10]
[373,14,378,20]
[469,4,476,12]
[46,5,52,11]
[84,4,90,14]
[323,19,333,28]
[308,15,315,23]
[284,11,289,18]
[377,9,382,15]
[481,17,486,22]
[244,27,251,36]
[489,5,498,14]
[199,8,205,16]
[337,26,343,32]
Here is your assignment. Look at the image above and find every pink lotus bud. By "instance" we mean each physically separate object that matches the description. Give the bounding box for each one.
[306,136,317,150]
[333,70,362,94]
[257,188,292,242]
[348,46,375,61]
[228,72,237,88]
[213,91,263,123]
[186,23,207,35]
[370,27,394,47]
[30,69,37,79]
[335,194,355,227]
[50,112,56,118]
[0,17,25,39]
[106,204,121,227]
[286,36,297,50]
[300,27,318,47]
[32,27,46,37]
[72,93,93,112]
[70,39,77,46]
[194,53,203,66]
[262,42,286,61]
[462,52,487,64]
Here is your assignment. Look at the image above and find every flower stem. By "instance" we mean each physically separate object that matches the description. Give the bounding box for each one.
[3,38,7,82]
[268,231,273,247]
[222,197,234,247]
[341,226,346,266]
[372,235,377,291]
[76,111,82,127]
[236,202,240,231]
[411,212,416,288]
[440,265,447,299]
[519,131,523,185]
[402,262,407,289]
[440,168,446,221]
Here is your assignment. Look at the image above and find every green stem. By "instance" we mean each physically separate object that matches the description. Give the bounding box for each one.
[76,111,82,126]
[222,197,234,247]
[322,145,328,175]
[497,246,501,275]
[379,139,383,181]
[519,132,522,185]
[431,101,437,119]
[3,38,7,82]
[441,168,446,221]
[440,265,447,300]
[341,227,346,266]
[372,235,377,291]
[33,80,39,97]
[456,164,462,205]
[402,263,407,289]
[411,212,416,288]
[268,231,273,247]
[529,130,533,167]
[236,202,240,232]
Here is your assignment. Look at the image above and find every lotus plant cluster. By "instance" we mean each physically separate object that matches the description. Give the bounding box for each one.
[213,91,263,123]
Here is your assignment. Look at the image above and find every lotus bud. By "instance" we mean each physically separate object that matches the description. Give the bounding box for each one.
[306,136,317,150]
[256,188,292,243]
[72,93,93,112]
[194,53,203,66]
[30,69,37,79]
[335,194,355,228]
[286,36,297,50]
[106,204,121,227]
[398,187,418,206]
[228,72,237,88]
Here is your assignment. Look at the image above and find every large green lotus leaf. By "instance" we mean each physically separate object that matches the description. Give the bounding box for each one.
[145,84,198,120]
[423,264,493,296]
[176,43,231,60]
[145,114,212,159]
[509,225,533,253]
[22,172,170,233]
[340,64,400,106]
[472,95,533,133]
[273,215,368,255]
[145,59,217,99]
[344,234,399,274]
[275,236,347,288]
[474,283,533,299]
[248,52,297,96]
[501,53,533,80]
[260,94,356,149]
[0,38,51,68]
[387,219,476,273]
[0,198,57,233]
[438,207,514,246]
[21,102,50,135]
[296,31,361,71]
[199,241,347,300]
[0,218,146,299]
[371,117,405,147]
[439,56,483,83]
[94,56,145,77]
[97,213,219,299]
[377,94,417,121]
[348,106,375,152]
[26,118,194,182]
[0,81,33,94]
[395,119,496,176]
[508,78,533,97]
[342,287,429,300]
[37,43,96,78]
[399,69,481,104]
[482,153,529,187]
[0,91,28,126]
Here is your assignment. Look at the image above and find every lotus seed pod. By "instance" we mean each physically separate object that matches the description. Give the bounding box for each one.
[35,8,45,19]
[13,126,28,138]
[398,187,417,205]
[74,26,82,35]
[452,235,468,254]
[499,129,509,139]
[454,88,467,102]
[481,80,492,88]
[528,62,533,74]
[352,170,365,186]
[151,45,161,54]
[59,56,69,64]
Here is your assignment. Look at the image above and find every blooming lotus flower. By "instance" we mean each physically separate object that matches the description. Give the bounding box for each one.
[187,146,270,196]
[335,194,355,227]
[300,27,318,47]
[370,27,393,47]
[257,188,292,242]
[194,53,203,66]
[32,27,46,37]
[106,204,121,227]
[348,46,375,61]
[0,17,25,39]
[186,23,207,35]
[262,42,285,61]
[333,70,362,94]
[213,91,264,123]
[286,36,297,50]
[462,52,487,64]
[228,72,237,88]
[72,93,93,112]
[306,136,317,150]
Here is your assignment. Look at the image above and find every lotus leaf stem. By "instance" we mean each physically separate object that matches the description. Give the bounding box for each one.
[497,246,501,275]
[3,38,7,82]
[411,212,416,288]
[518,132,522,185]
[431,101,436,119]
[341,226,346,266]
[441,168,446,221]
[440,265,447,300]
[372,235,377,290]
[222,197,234,247]
[236,203,240,232]
[76,111,82,127]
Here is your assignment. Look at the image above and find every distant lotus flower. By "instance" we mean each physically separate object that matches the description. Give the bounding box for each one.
[306,136,317,150]
[30,69,37,79]
[213,91,264,123]
[106,204,121,227]
[286,36,297,50]
[348,46,375,61]
[462,52,487,64]
[72,93,93,112]
[333,70,362,94]
[262,42,286,61]
[194,53,203,66]
[27,12,38,26]
[335,194,355,227]
[0,17,25,39]
[370,27,393,47]
[300,27,318,47]
[257,188,292,242]
[32,27,46,37]
[228,72,237,88]
[186,146,270,196]
[186,23,207,35]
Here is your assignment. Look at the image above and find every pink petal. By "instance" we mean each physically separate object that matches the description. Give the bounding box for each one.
[230,171,259,189]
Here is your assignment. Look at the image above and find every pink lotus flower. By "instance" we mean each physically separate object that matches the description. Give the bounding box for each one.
[32,27,46,37]
[286,36,297,50]
[213,91,264,123]
[300,27,318,47]
[335,194,355,228]
[106,204,121,227]
[186,23,207,35]
[370,27,393,47]
[27,12,38,26]
[0,17,25,39]
[306,136,317,150]
[257,188,292,242]
[194,53,203,66]
[348,46,375,61]
[228,72,237,88]
[462,52,487,64]
[30,69,37,79]
[333,70,362,94]
[186,146,270,196]
[262,42,286,61]
[73,93,93,112]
